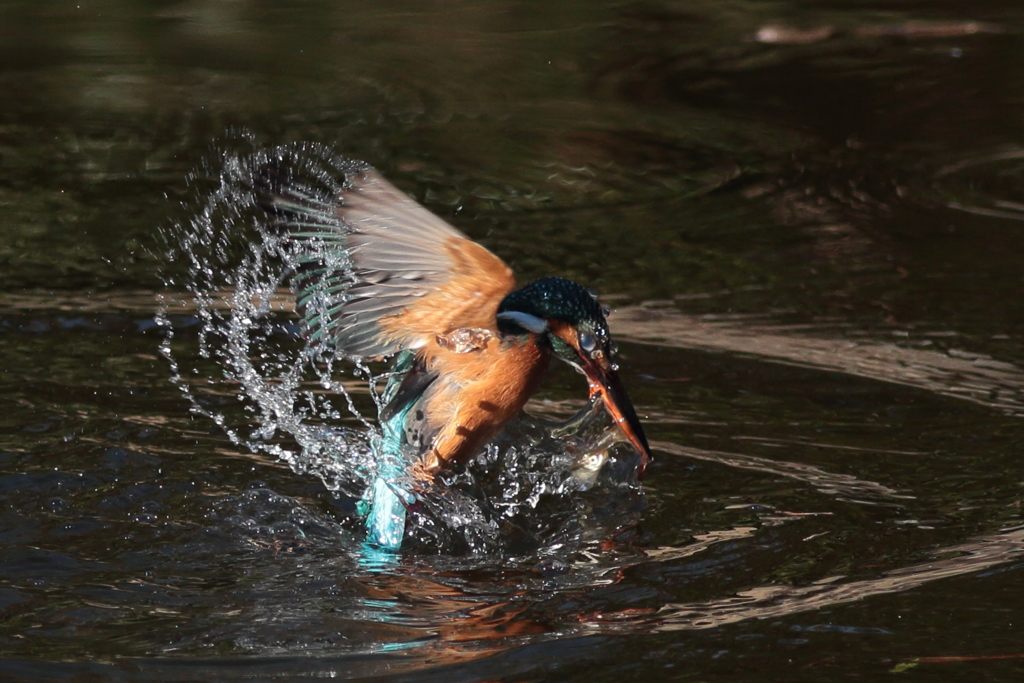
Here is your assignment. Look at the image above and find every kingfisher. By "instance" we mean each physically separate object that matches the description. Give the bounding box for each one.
[257,150,650,550]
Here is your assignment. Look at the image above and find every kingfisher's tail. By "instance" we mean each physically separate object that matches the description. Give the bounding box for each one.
[362,421,414,549]
[360,351,419,550]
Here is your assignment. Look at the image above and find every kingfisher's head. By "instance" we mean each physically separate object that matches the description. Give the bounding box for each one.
[497,277,650,475]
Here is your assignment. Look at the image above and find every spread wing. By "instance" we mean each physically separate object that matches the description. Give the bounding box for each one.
[258,150,516,360]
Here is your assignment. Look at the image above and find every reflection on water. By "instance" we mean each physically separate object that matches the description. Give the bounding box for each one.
[614,306,1024,416]
[581,524,1024,634]
[932,147,1024,221]
[653,441,910,502]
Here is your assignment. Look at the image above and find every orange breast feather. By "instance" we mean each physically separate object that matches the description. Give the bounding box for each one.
[419,334,551,471]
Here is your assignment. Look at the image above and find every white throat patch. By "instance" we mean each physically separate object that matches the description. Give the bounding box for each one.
[496,311,549,334]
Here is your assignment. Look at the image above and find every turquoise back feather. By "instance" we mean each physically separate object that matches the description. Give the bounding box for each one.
[360,351,417,550]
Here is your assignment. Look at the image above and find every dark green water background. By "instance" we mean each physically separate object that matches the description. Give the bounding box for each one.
[3,1,1024,681]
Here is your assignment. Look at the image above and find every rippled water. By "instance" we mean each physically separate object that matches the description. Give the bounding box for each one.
[4,1,1024,681]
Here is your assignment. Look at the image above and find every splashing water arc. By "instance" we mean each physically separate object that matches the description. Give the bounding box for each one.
[156,139,644,555]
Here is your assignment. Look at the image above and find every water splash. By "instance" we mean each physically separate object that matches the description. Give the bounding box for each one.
[156,136,643,556]
[157,137,379,498]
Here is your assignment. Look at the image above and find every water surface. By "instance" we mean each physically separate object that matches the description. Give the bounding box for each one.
[3,1,1024,681]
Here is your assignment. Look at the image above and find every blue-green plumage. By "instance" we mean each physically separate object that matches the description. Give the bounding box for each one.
[358,351,411,549]
[360,350,436,549]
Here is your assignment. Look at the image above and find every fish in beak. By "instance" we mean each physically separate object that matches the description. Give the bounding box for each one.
[583,359,651,477]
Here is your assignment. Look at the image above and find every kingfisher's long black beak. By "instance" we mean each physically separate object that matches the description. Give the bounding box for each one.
[584,364,651,478]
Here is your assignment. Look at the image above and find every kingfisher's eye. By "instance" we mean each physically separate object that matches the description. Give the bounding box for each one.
[578,331,597,354]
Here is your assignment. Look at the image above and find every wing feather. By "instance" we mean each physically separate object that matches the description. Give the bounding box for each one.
[257,147,515,359]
